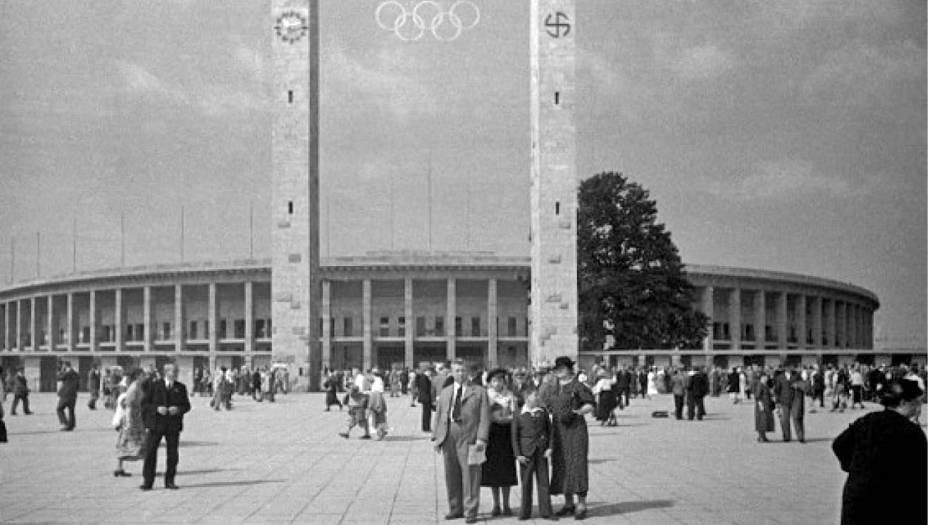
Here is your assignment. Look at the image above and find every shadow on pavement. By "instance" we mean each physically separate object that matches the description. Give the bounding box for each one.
[796,437,833,444]
[588,499,674,517]
[384,434,429,442]
[178,479,285,489]
[155,468,238,476]
[588,457,619,465]
[178,440,219,447]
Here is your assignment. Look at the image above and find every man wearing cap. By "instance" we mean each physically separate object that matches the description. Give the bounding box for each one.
[432,360,490,524]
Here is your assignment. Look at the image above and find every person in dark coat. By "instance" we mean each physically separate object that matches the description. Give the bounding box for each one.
[727,367,741,403]
[511,390,555,520]
[481,368,518,516]
[773,366,806,443]
[140,363,191,490]
[753,370,775,442]
[615,368,631,409]
[87,363,101,410]
[811,365,826,410]
[637,369,648,399]
[544,356,595,520]
[670,369,686,420]
[417,367,434,432]
[323,371,342,411]
[832,379,926,525]
[686,367,709,420]
[10,368,32,415]
[56,361,80,431]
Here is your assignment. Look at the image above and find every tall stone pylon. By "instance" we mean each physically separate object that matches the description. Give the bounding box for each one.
[530,0,578,367]
[270,0,321,390]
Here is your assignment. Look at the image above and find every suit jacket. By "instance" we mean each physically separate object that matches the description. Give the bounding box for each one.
[142,380,191,434]
[416,374,432,404]
[432,381,490,448]
[691,372,709,398]
[671,374,686,396]
[13,374,29,395]
[511,408,555,457]
[57,369,80,401]
[773,372,804,408]
[615,371,630,389]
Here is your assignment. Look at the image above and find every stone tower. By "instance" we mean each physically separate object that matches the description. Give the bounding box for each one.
[270,0,320,389]
[529,0,578,366]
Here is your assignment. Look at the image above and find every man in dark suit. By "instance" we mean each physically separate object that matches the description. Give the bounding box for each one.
[686,367,709,420]
[773,366,806,443]
[638,368,648,399]
[511,390,555,520]
[141,363,191,490]
[10,368,32,415]
[615,368,630,409]
[416,366,433,432]
[432,360,490,524]
[671,369,686,420]
[56,361,80,431]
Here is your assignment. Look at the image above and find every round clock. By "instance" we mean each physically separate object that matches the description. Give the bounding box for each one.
[274,11,308,44]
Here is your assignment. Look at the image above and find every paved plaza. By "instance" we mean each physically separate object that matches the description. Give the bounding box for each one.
[1,390,919,524]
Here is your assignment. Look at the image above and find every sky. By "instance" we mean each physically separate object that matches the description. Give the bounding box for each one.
[0,1,924,349]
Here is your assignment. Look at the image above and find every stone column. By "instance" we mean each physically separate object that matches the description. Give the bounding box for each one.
[244,281,253,356]
[488,278,498,368]
[46,295,55,349]
[4,301,11,350]
[114,289,123,351]
[321,279,331,369]
[754,289,765,349]
[175,285,184,353]
[362,279,372,371]
[446,278,456,361]
[66,293,74,352]
[89,290,98,352]
[143,286,152,352]
[16,300,22,349]
[838,301,847,348]
[208,283,218,355]
[776,292,787,350]
[702,286,714,352]
[404,278,414,368]
[826,299,836,349]
[811,296,823,349]
[29,297,37,350]
[729,288,741,350]
[796,294,807,350]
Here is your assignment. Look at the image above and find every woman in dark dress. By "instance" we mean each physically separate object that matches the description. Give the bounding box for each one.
[544,356,596,520]
[753,370,775,442]
[481,368,518,516]
[832,379,926,525]
[592,369,618,426]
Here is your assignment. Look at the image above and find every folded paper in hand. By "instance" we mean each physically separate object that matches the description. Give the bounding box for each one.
[468,444,486,466]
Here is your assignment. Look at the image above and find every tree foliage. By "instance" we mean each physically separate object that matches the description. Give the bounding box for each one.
[578,172,708,350]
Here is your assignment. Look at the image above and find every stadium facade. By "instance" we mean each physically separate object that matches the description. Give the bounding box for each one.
[0,252,895,392]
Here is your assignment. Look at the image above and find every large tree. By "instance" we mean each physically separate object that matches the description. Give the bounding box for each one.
[578,171,708,350]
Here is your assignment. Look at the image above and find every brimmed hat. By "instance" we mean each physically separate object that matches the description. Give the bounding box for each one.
[554,356,575,371]
[487,368,508,383]
[513,368,528,378]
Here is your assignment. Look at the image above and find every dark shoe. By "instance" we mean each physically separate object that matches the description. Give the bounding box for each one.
[798,439,805,443]
[503,508,513,516]
[491,506,501,516]
[139,485,152,491]
[114,470,131,477]
[783,439,791,443]
[444,513,463,520]
[338,432,349,439]
[360,434,372,440]
[574,508,587,520]
[25,411,33,415]
[555,507,575,517]
[465,517,478,524]
[165,483,179,490]
[542,516,558,521]
[518,517,530,521]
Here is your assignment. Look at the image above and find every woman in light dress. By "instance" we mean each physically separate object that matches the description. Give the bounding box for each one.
[647,368,659,397]
[114,368,148,477]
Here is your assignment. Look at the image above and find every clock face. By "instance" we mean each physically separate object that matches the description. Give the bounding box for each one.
[274,11,308,44]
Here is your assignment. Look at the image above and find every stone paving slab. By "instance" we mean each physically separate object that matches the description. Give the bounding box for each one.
[1,391,922,524]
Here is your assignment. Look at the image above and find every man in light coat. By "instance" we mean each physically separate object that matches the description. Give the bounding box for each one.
[432,360,490,524]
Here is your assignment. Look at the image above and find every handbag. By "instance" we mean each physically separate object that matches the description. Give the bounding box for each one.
[111,393,127,430]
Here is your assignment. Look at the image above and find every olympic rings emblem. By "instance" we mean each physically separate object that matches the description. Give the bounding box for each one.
[376,1,480,42]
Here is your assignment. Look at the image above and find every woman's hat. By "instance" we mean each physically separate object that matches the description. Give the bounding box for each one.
[554,356,575,371]
[487,368,508,383]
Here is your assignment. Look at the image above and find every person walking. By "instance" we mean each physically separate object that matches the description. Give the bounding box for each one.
[773,366,806,443]
[849,366,865,409]
[323,371,343,411]
[10,368,32,415]
[417,366,434,433]
[114,368,149,477]
[592,369,617,426]
[545,356,595,520]
[832,379,926,525]
[686,367,709,421]
[56,361,80,431]
[511,390,555,520]
[671,369,686,420]
[140,363,191,491]
[727,367,742,404]
[432,360,490,524]
[87,363,101,410]
[481,368,518,517]
[753,370,775,442]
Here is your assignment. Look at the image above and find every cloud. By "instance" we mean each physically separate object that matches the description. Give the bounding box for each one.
[704,159,852,201]
[671,44,736,80]
[323,46,438,121]
[116,60,265,116]
[118,61,190,105]
[801,40,925,110]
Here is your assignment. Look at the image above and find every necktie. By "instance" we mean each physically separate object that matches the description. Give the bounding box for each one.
[452,386,462,422]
